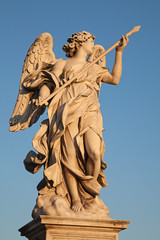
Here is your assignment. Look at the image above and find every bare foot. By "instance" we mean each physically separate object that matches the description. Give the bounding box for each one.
[71,200,84,212]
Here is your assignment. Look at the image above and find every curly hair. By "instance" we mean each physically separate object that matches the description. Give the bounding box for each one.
[62,31,95,58]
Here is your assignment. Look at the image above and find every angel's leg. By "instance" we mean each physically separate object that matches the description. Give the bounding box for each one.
[63,167,84,211]
[84,129,101,179]
[63,120,84,212]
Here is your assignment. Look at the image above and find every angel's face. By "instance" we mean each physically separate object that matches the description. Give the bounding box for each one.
[81,38,94,56]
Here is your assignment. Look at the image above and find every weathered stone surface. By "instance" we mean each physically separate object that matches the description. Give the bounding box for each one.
[19,216,130,240]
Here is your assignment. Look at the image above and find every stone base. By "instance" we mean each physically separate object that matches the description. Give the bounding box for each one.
[19,216,130,240]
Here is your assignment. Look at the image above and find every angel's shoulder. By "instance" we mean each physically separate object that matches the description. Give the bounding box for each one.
[52,59,66,75]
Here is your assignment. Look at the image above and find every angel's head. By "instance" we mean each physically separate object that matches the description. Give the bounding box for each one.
[62,31,95,58]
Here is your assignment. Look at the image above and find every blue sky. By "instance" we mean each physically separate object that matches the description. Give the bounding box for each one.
[1,0,160,239]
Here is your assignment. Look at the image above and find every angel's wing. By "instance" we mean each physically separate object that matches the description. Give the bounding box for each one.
[9,33,56,132]
[87,44,106,67]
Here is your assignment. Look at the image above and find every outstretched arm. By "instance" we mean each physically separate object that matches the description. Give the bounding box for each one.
[102,35,128,85]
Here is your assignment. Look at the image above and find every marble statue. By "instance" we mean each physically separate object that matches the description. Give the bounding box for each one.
[9,27,140,219]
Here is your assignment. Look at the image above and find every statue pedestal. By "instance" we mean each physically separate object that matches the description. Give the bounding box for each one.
[19,216,130,240]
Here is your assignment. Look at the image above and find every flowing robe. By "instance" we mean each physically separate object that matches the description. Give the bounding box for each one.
[24,63,109,204]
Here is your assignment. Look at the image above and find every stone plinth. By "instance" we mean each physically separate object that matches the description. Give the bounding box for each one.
[19,216,130,240]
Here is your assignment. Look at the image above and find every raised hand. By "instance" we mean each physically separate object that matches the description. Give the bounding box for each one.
[116,35,129,52]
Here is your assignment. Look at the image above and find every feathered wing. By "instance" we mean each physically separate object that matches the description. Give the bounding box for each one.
[87,44,106,67]
[9,33,56,132]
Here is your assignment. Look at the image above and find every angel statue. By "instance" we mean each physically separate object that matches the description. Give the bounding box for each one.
[9,31,128,218]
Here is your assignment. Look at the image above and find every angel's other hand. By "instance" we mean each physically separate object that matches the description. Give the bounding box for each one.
[29,96,46,107]
[38,96,48,106]
[29,98,39,106]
